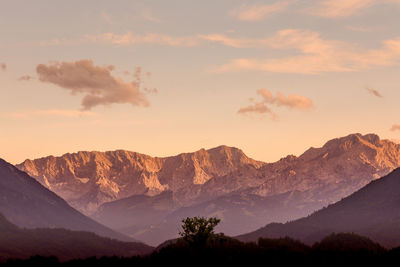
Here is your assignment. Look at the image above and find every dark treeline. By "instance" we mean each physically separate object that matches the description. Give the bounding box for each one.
[3,233,400,267]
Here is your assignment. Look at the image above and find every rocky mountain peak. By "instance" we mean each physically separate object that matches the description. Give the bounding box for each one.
[17,145,262,213]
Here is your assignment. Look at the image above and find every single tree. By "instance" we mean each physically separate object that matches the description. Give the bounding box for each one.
[179,216,221,247]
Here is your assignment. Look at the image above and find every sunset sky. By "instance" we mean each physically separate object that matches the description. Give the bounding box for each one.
[1,0,400,164]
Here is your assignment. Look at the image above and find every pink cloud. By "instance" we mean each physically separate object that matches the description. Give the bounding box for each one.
[230,1,292,21]
[238,89,313,119]
[306,0,400,18]
[36,60,151,110]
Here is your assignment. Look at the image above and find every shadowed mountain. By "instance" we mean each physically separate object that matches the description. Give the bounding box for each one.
[0,158,137,242]
[0,213,152,262]
[237,168,400,248]
[17,134,400,245]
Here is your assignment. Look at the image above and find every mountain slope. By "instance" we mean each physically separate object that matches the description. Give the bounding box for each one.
[0,213,152,262]
[0,158,136,242]
[237,168,400,248]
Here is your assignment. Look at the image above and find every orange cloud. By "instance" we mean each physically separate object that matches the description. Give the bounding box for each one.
[36,60,151,110]
[230,1,292,21]
[306,0,400,18]
[238,89,313,119]
[306,0,375,18]
[199,34,255,48]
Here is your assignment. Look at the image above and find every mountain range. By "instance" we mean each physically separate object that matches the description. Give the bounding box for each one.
[17,133,400,245]
[237,168,400,248]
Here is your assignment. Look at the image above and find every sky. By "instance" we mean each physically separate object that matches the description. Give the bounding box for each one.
[1,0,400,164]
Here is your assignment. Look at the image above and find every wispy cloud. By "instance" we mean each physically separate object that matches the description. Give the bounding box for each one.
[306,0,400,18]
[28,32,200,47]
[18,75,34,81]
[391,124,400,131]
[306,0,375,18]
[199,34,259,48]
[27,28,400,76]
[230,1,292,21]
[84,32,199,47]
[214,29,400,74]
[36,60,152,110]
[365,87,383,98]
[1,63,6,71]
[238,89,313,119]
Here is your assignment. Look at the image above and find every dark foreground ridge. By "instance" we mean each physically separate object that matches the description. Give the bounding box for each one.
[0,213,153,262]
[3,233,400,267]
[0,158,135,242]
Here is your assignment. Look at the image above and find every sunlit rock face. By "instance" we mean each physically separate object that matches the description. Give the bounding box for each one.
[17,146,263,214]
[247,133,400,203]
[17,133,400,245]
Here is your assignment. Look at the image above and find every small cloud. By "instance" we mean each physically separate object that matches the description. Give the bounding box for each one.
[238,89,313,120]
[365,87,383,98]
[391,124,400,131]
[238,102,277,120]
[230,1,292,21]
[18,75,34,81]
[36,60,151,110]
[1,63,6,71]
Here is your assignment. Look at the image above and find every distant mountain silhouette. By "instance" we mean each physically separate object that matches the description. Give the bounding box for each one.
[0,213,152,261]
[17,133,400,245]
[0,158,136,242]
[237,168,400,248]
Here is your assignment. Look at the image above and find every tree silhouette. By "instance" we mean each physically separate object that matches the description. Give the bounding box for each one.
[179,217,221,247]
